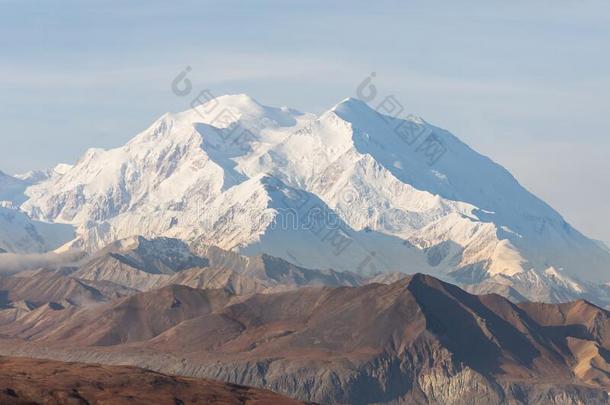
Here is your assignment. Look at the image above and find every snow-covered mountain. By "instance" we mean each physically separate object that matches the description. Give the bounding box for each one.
[14,163,73,186]
[0,171,28,205]
[0,167,75,253]
[9,94,610,302]
[0,207,75,253]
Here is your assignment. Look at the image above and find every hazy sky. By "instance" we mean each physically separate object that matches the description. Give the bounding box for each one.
[1,0,609,245]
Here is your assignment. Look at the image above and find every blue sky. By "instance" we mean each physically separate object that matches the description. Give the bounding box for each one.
[1,0,609,245]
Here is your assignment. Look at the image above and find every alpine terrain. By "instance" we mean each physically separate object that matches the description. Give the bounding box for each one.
[2,94,609,305]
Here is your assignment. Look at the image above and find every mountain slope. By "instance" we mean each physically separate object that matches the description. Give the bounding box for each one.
[242,97,610,283]
[73,236,209,290]
[162,251,363,294]
[0,356,307,405]
[34,285,234,346]
[0,269,131,308]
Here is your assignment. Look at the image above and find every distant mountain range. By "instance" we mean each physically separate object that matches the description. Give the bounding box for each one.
[1,94,609,306]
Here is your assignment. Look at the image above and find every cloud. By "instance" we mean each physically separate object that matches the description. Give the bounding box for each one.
[0,250,87,275]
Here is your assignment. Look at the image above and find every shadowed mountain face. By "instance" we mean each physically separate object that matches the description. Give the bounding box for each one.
[0,274,608,404]
[0,356,309,405]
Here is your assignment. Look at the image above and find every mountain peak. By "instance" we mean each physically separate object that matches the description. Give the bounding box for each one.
[177,93,301,130]
[215,93,262,107]
[195,93,264,117]
[330,97,428,128]
[332,96,370,109]
[326,97,427,143]
[329,97,376,119]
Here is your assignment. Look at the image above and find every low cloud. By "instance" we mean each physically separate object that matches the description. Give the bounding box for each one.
[0,250,87,275]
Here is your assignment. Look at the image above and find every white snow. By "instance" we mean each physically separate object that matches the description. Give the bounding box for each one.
[7,94,610,292]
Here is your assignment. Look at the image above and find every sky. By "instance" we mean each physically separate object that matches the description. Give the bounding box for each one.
[1,0,609,246]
